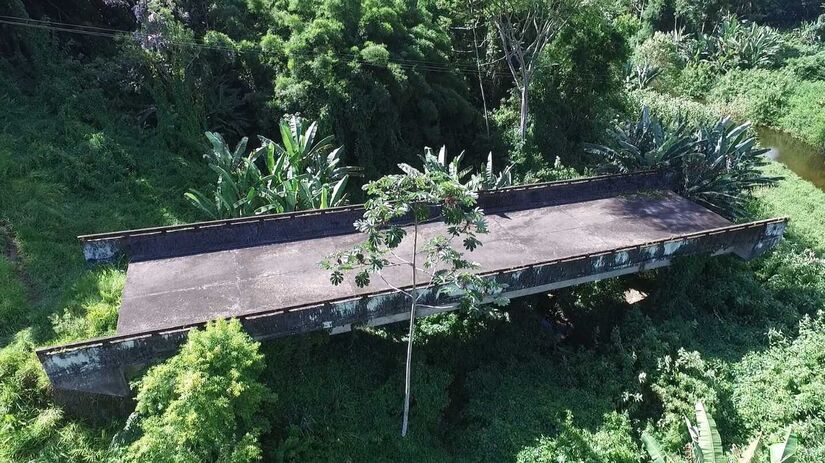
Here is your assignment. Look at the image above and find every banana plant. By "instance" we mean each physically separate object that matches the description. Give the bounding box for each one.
[400,146,513,191]
[468,152,514,190]
[186,114,359,219]
[642,402,798,463]
[184,149,265,219]
[399,146,472,183]
[203,131,249,172]
[271,114,361,182]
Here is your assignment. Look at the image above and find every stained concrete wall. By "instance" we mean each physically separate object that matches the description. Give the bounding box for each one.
[80,171,676,263]
[39,218,786,397]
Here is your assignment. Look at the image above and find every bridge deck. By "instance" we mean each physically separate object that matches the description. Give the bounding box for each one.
[37,172,788,396]
[118,191,730,335]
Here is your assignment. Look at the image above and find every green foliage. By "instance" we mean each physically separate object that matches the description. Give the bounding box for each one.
[49,267,124,342]
[734,313,825,462]
[0,252,27,340]
[630,89,723,128]
[528,1,630,169]
[262,0,488,176]
[633,32,684,89]
[2,1,825,461]
[777,81,825,149]
[515,412,639,463]
[753,163,825,253]
[587,106,777,218]
[705,15,784,71]
[642,401,800,463]
[674,62,718,99]
[323,151,504,311]
[626,61,663,90]
[0,330,108,463]
[709,68,793,126]
[469,152,515,190]
[322,149,506,436]
[118,319,273,463]
[186,114,357,219]
[402,146,513,191]
[706,69,825,148]
[682,116,777,217]
[586,106,694,172]
[785,51,825,81]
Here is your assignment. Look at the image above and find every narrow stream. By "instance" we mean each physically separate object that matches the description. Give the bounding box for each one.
[757,127,825,190]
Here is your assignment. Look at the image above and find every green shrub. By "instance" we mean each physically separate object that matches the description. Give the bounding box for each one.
[675,62,718,100]
[0,253,27,339]
[709,69,793,126]
[734,313,825,461]
[0,330,108,463]
[649,350,726,449]
[633,32,685,90]
[778,81,825,149]
[630,89,722,128]
[785,51,825,81]
[516,412,639,463]
[49,267,124,342]
[118,319,273,463]
[754,163,825,253]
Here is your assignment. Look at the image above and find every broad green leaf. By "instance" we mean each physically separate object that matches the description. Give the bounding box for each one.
[695,402,724,463]
[769,430,797,463]
[641,431,668,463]
[739,437,761,463]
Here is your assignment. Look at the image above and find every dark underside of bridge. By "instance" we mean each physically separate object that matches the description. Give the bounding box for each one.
[37,171,787,397]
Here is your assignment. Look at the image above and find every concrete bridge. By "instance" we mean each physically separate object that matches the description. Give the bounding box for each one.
[36,171,787,396]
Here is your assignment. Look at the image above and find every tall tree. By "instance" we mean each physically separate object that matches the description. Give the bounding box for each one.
[489,0,578,141]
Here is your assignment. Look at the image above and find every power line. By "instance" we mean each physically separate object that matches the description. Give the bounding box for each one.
[0,15,514,79]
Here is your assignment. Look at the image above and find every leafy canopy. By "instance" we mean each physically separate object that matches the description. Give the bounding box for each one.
[642,401,799,463]
[322,147,505,312]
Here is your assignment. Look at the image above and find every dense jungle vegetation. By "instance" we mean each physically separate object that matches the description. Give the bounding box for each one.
[1,0,824,461]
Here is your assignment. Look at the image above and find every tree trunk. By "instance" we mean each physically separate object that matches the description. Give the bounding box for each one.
[518,82,529,142]
[401,218,418,437]
[471,19,490,138]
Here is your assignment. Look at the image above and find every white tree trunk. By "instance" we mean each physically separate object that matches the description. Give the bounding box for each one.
[519,82,529,142]
[401,219,419,437]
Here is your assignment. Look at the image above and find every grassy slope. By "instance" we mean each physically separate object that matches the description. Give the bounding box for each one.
[0,63,204,461]
[755,162,825,253]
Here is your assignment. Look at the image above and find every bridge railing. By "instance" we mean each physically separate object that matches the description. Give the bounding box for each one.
[79,170,676,263]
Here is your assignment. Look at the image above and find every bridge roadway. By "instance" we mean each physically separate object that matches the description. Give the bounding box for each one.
[118,191,731,335]
[36,171,788,396]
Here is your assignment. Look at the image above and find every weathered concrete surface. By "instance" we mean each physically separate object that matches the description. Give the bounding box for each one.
[117,191,731,335]
[38,171,788,397]
[38,217,786,397]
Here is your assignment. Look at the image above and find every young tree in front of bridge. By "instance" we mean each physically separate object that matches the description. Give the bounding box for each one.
[322,147,506,437]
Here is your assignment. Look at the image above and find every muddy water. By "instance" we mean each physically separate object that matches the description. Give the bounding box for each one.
[757,127,825,190]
